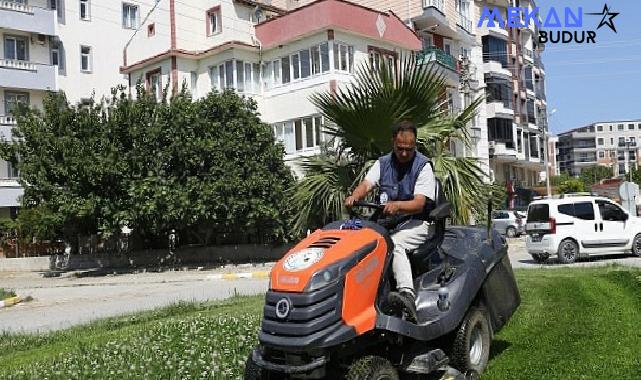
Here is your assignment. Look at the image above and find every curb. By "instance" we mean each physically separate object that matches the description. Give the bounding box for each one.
[206,271,270,280]
[0,296,22,308]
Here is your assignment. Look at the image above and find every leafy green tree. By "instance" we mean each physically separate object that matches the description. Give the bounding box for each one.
[0,87,294,247]
[291,57,486,234]
[549,173,573,186]
[558,179,586,194]
[580,165,613,187]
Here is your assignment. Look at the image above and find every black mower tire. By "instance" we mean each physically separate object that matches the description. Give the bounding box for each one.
[558,239,579,264]
[244,352,268,380]
[632,234,641,257]
[346,356,399,380]
[450,306,491,375]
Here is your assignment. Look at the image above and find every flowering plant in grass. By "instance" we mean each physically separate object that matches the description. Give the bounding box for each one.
[4,313,261,379]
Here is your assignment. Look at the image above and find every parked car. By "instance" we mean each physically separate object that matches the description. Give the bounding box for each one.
[525,196,641,263]
[492,210,525,238]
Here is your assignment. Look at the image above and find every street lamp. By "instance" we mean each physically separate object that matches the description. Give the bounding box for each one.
[542,108,557,198]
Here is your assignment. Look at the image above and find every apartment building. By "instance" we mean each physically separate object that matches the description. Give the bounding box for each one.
[120,0,423,170]
[0,0,160,216]
[557,120,641,177]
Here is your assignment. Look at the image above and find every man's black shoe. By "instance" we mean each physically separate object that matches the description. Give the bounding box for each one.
[388,289,418,324]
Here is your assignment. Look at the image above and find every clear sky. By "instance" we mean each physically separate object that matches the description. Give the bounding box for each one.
[534,0,641,135]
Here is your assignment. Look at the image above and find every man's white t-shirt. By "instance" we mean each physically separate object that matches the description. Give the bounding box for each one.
[363,159,436,200]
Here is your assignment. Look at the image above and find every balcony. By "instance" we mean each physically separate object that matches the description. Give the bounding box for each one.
[489,140,518,162]
[0,116,17,126]
[416,0,457,38]
[417,47,459,72]
[458,12,472,33]
[486,101,514,119]
[0,1,56,35]
[0,59,56,91]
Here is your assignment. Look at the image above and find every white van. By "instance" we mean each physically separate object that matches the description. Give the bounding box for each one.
[525,196,641,263]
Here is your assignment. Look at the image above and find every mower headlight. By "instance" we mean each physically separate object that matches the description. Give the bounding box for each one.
[305,241,378,292]
[306,257,353,292]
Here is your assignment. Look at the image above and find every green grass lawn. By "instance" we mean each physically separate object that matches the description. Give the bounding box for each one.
[1,267,640,379]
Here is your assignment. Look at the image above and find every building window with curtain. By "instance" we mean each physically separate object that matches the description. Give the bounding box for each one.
[482,36,508,67]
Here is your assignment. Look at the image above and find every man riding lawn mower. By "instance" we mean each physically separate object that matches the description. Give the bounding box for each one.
[245,122,520,379]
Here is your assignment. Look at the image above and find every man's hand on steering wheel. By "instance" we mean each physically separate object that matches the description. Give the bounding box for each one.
[344,195,357,208]
[383,201,401,215]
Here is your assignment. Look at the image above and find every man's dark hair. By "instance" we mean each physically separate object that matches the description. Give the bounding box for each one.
[392,120,417,139]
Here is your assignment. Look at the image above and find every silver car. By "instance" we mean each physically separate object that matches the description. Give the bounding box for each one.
[492,210,525,238]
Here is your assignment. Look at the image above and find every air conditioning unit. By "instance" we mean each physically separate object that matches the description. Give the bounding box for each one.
[34,34,47,45]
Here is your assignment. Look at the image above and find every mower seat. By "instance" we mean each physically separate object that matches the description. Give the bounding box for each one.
[409,178,449,277]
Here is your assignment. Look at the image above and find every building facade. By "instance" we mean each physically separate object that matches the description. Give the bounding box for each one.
[1,0,549,214]
[0,0,162,214]
[557,120,641,177]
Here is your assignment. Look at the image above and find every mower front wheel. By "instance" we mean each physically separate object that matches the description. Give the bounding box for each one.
[244,352,269,380]
[450,306,491,375]
[346,355,399,380]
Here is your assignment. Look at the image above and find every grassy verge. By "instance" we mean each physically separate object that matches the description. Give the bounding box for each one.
[1,267,640,379]
[0,288,16,299]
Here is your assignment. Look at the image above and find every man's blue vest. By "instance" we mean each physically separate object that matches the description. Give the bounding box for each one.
[378,151,434,221]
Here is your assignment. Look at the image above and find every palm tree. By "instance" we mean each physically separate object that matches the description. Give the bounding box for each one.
[290,56,488,235]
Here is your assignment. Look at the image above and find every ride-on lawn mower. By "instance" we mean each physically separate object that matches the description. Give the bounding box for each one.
[245,187,520,379]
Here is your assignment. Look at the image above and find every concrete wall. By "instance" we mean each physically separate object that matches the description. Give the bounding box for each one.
[0,243,292,271]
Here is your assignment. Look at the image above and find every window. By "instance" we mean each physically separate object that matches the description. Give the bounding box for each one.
[320,43,329,72]
[487,118,514,148]
[291,53,300,80]
[147,23,155,37]
[597,125,603,132]
[4,92,29,115]
[79,0,90,20]
[610,151,616,157]
[310,46,320,75]
[527,204,549,222]
[599,151,605,158]
[7,161,19,178]
[50,0,57,9]
[529,135,538,157]
[122,3,139,29]
[206,7,221,35]
[526,98,536,124]
[274,116,324,154]
[190,71,197,97]
[252,63,259,92]
[597,138,604,146]
[80,45,92,72]
[272,60,280,85]
[573,202,595,220]
[236,60,244,92]
[281,56,290,84]
[597,201,626,221]
[224,61,233,88]
[524,66,534,90]
[619,137,625,146]
[209,66,219,90]
[485,75,512,108]
[334,43,354,72]
[618,124,624,131]
[482,36,508,67]
[51,46,60,66]
[609,125,613,131]
[146,69,162,99]
[611,138,614,145]
[300,49,310,78]
[629,123,635,130]
[3,36,28,61]
[517,128,522,152]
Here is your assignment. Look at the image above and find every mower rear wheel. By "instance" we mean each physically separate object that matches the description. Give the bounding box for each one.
[450,306,491,375]
[346,355,399,380]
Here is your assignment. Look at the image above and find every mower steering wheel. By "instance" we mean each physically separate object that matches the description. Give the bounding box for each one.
[351,201,384,210]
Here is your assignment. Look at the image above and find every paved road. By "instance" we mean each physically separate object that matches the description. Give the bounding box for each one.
[1,239,640,333]
[0,270,269,333]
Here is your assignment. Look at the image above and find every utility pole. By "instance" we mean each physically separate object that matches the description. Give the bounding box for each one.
[544,109,557,198]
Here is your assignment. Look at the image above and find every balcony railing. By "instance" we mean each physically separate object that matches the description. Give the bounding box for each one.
[423,0,444,11]
[458,13,472,32]
[0,58,36,71]
[0,0,33,13]
[417,47,458,72]
[0,115,17,125]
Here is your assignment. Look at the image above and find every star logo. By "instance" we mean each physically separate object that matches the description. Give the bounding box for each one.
[586,4,619,33]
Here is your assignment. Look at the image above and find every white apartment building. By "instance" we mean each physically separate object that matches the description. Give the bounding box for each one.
[120,0,425,170]
[0,0,549,216]
[0,0,160,216]
[557,120,641,177]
